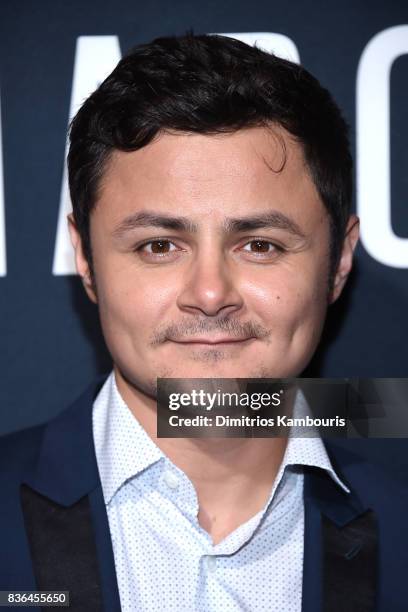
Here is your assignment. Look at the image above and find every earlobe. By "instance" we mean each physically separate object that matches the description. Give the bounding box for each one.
[67,214,98,304]
[81,271,97,302]
[329,215,360,304]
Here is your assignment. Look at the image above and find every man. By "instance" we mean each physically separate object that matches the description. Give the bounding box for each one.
[1,33,407,612]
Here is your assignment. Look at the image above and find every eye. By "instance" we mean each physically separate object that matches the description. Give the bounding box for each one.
[137,239,178,256]
[241,240,281,255]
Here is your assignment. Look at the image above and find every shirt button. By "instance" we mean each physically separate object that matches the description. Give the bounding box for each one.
[164,471,179,489]
[205,556,217,573]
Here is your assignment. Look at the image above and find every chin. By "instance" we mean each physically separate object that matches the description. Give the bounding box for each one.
[157,361,272,380]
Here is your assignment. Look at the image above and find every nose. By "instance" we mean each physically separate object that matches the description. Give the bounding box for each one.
[176,250,244,317]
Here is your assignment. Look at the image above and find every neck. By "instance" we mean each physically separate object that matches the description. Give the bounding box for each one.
[114,367,288,544]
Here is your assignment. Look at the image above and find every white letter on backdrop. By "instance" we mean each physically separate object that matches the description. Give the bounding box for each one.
[357,25,408,268]
[53,36,121,275]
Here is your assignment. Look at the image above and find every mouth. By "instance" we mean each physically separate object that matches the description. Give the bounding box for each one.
[170,337,255,346]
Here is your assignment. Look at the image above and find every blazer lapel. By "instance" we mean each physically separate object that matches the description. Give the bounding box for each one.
[20,379,121,612]
[20,484,104,611]
[302,450,378,612]
[321,509,377,612]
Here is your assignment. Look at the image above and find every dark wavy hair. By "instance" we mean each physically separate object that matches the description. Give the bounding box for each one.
[68,33,352,284]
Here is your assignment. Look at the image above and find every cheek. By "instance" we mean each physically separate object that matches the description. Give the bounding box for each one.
[241,263,328,334]
[95,262,177,334]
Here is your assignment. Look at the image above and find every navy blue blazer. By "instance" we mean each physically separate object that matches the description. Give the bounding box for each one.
[1,378,408,612]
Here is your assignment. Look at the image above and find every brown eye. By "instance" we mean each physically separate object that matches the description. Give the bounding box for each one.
[243,240,276,253]
[151,241,170,253]
[140,240,177,254]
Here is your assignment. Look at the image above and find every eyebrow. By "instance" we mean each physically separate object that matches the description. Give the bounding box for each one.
[224,212,306,237]
[112,210,306,239]
[112,212,198,237]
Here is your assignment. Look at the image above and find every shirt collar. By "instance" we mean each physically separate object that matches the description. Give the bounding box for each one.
[93,372,350,506]
[93,372,164,505]
[281,389,350,493]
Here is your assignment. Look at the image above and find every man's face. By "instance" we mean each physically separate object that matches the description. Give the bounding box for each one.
[70,126,358,398]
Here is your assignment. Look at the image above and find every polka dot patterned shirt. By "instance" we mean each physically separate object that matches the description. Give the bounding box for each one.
[93,373,349,612]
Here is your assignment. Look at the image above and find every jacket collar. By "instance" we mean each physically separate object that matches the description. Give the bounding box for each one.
[22,376,108,506]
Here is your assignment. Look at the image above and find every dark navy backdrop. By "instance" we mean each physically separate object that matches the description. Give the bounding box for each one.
[1,0,407,473]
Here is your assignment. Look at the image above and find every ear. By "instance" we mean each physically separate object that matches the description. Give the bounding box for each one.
[329,214,360,304]
[67,213,98,304]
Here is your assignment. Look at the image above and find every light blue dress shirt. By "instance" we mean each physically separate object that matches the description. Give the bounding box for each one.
[93,373,349,612]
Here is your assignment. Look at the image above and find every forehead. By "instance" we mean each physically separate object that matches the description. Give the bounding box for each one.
[95,126,325,227]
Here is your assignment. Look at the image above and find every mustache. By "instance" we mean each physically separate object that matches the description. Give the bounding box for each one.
[150,318,271,345]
